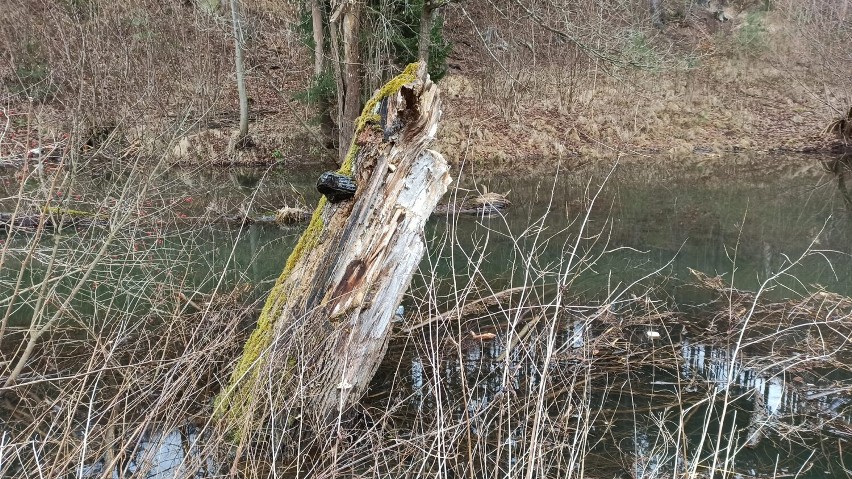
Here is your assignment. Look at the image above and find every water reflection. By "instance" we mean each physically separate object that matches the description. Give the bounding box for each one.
[81,425,214,479]
[4,154,852,477]
[395,308,852,477]
[821,157,852,210]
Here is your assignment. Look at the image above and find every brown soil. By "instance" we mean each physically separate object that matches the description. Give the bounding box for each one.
[433,5,850,174]
[1,2,848,174]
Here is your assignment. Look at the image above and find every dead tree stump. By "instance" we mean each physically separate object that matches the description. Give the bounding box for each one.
[217,63,450,432]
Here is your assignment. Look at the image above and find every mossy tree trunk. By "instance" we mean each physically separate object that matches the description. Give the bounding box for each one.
[218,63,449,433]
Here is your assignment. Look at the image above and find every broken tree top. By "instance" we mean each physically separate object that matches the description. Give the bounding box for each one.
[218,62,451,430]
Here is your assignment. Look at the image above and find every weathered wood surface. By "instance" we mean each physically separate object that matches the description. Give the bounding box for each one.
[219,63,450,430]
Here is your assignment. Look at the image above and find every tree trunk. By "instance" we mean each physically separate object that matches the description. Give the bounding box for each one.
[418,2,435,63]
[230,0,249,140]
[310,0,325,76]
[218,63,449,433]
[338,0,362,164]
[328,2,345,154]
[650,0,665,28]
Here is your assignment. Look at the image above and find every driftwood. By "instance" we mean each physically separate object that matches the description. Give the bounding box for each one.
[433,191,511,216]
[218,63,450,430]
[0,211,110,230]
[403,286,529,333]
[0,207,310,232]
[213,206,311,226]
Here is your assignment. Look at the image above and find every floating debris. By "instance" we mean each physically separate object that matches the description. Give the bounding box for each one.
[470,331,497,341]
[434,189,511,216]
[274,206,311,225]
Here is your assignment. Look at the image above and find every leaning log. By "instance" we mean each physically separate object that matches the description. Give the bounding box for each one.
[0,210,110,231]
[0,208,310,232]
[216,63,450,433]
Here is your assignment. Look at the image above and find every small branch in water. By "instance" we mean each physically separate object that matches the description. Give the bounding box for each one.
[177,292,203,312]
[403,286,530,333]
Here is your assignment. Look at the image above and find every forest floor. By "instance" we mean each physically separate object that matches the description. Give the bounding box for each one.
[0,2,848,174]
[432,5,848,174]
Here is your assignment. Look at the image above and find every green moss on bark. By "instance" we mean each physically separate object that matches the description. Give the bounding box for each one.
[339,62,420,176]
[216,61,423,426]
[215,197,327,421]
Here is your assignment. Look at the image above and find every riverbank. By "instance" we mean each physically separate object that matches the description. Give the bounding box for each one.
[0,2,848,173]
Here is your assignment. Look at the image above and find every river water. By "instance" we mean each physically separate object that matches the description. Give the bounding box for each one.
[1,154,851,477]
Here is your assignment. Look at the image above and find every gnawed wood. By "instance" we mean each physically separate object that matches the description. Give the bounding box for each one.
[218,63,449,432]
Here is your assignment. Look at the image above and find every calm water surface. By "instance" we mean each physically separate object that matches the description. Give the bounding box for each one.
[2,154,851,477]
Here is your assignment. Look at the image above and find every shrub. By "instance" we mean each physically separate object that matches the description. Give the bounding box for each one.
[7,41,55,101]
[735,11,769,53]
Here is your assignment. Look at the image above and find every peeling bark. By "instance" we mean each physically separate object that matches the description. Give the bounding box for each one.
[219,63,449,431]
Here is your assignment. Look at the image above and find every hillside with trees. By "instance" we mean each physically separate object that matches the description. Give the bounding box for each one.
[2,0,849,171]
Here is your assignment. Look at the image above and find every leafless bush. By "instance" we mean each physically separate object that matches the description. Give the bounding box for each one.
[0,0,311,167]
[1,151,850,478]
[775,0,852,115]
[0,111,302,476]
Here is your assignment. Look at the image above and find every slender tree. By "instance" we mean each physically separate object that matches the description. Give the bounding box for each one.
[230,0,250,142]
[310,0,325,76]
[418,1,437,62]
[650,0,665,28]
[329,0,363,162]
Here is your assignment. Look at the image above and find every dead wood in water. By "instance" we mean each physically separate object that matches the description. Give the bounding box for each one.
[0,210,109,231]
[0,207,311,232]
[218,63,450,432]
[433,190,511,216]
[403,286,530,333]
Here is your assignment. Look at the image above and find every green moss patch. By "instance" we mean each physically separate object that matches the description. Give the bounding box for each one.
[216,196,327,421]
[217,62,423,426]
[339,62,420,176]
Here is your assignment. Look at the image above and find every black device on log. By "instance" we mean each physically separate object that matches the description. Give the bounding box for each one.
[316,171,358,203]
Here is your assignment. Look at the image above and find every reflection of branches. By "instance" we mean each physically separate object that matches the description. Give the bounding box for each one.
[3,147,851,477]
[838,171,852,210]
